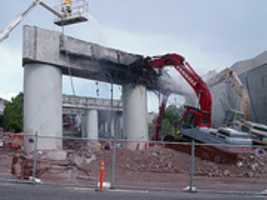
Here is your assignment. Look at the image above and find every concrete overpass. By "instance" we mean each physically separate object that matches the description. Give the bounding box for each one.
[62,95,123,139]
[23,25,165,151]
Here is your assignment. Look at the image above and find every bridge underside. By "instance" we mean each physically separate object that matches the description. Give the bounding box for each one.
[23,26,156,151]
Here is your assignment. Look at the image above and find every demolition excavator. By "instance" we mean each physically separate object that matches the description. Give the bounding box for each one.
[141,54,245,164]
[142,53,212,140]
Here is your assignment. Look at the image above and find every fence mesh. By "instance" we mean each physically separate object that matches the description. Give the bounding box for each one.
[0,132,267,194]
[193,143,267,193]
[114,141,191,190]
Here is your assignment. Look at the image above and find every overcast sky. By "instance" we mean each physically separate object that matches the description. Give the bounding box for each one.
[0,0,267,111]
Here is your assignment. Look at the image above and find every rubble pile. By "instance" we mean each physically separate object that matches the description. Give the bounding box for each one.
[116,146,191,173]
[116,145,267,178]
[11,141,102,181]
[194,151,267,178]
[1,134,267,181]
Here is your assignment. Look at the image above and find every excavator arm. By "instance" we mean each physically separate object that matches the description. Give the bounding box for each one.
[144,53,212,140]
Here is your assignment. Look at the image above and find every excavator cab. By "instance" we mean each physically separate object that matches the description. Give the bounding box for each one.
[182,106,211,129]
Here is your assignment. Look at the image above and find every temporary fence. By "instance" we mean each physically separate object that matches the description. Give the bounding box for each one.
[0,133,267,194]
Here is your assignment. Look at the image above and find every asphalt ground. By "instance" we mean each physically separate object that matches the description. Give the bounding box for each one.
[0,182,266,200]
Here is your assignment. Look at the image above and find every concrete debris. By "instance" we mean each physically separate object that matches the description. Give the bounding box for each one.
[115,145,267,178]
[43,150,67,161]
[9,140,102,180]
[7,143,267,180]
[1,133,267,181]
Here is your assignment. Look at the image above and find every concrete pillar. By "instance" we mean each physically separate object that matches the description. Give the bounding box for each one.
[110,117,115,138]
[81,113,87,138]
[122,84,148,149]
[85,109,98,140]
[24,63,62,152]
[104,121,109,135]
[99,122,105,137]
[119,115,124,139]
[114,117,120,139]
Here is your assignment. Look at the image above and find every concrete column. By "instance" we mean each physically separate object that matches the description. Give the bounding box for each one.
[85,109,98,140]
[122,84,148,149]
[110,117,115,138]
[99,122,105,137]
[114,117,120,139]
[24,63,62,152]
[119,115,124,139]
[104,121,109,135]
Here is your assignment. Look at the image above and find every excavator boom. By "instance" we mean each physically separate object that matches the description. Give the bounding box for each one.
[144,53,212,139]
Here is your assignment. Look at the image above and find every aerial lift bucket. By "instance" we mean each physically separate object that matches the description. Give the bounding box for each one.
[54,0,89,26]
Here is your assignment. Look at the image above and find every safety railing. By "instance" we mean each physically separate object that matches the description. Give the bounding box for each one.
[54,0,89,26]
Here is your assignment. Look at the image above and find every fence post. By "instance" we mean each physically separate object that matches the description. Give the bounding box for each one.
[188,139,197,192]
[111,138,117,189]
[32,132,38,184]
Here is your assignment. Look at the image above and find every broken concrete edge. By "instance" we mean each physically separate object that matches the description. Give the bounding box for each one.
[22,25,159,87]
[59,33,143,66]
[231,51,267,75]
[22,25,179,94]
[22,25,143,69]
[206,68,231,87]
[206,51,267,86]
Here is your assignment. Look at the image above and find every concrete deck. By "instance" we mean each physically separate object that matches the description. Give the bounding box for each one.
[23,25,157,87]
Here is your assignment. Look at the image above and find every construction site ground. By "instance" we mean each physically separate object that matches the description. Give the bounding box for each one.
[0,137,267,193]
[0,181,266,200]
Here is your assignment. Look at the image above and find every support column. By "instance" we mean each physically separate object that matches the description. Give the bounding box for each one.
[110,116,115,138]
[119,114,124,139]
[81,113,87,138]
[85,109,98,140]
[99,122,105,138]
[122,84,148,149]
[104,121,109,135]
[24,63,62,152]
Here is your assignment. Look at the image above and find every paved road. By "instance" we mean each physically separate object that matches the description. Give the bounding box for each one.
[0,182,265,200]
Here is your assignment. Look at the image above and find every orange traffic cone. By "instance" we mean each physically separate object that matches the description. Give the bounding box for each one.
[98,160,105,192]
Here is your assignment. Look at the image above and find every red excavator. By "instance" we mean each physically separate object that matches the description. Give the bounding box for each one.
[143,53,212,140]
[143,54,240,164]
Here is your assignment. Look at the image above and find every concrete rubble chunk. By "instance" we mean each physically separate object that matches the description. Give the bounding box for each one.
[22,25,183,94]
[44,150,67,161]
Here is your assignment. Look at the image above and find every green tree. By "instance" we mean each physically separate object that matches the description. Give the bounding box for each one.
[0,115,3,128]
[149,104,183,140]
[161,118,175,136]
[3,93,23,132]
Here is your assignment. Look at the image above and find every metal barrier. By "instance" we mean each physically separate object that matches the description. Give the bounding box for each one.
[0,133,267,194]
[193,143,267,193]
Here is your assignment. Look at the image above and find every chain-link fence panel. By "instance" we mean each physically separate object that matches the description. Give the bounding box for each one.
[193,143,267,193]
[113,140,192,191]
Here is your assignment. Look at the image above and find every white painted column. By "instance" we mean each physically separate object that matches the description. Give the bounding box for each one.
[110,117,115,138]
[99,122,105,137]
[24,63,62,152]
[122,84,148,149]
[119,115,124,139]
[104,121,109,135]
[85,109,98,140]
[114,117,120,139]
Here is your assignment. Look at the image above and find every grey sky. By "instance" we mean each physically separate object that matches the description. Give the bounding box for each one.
[0,0,267,111]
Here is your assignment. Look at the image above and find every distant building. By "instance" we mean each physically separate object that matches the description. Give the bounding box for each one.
[208,51,267,127]
[0,98,8,115]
